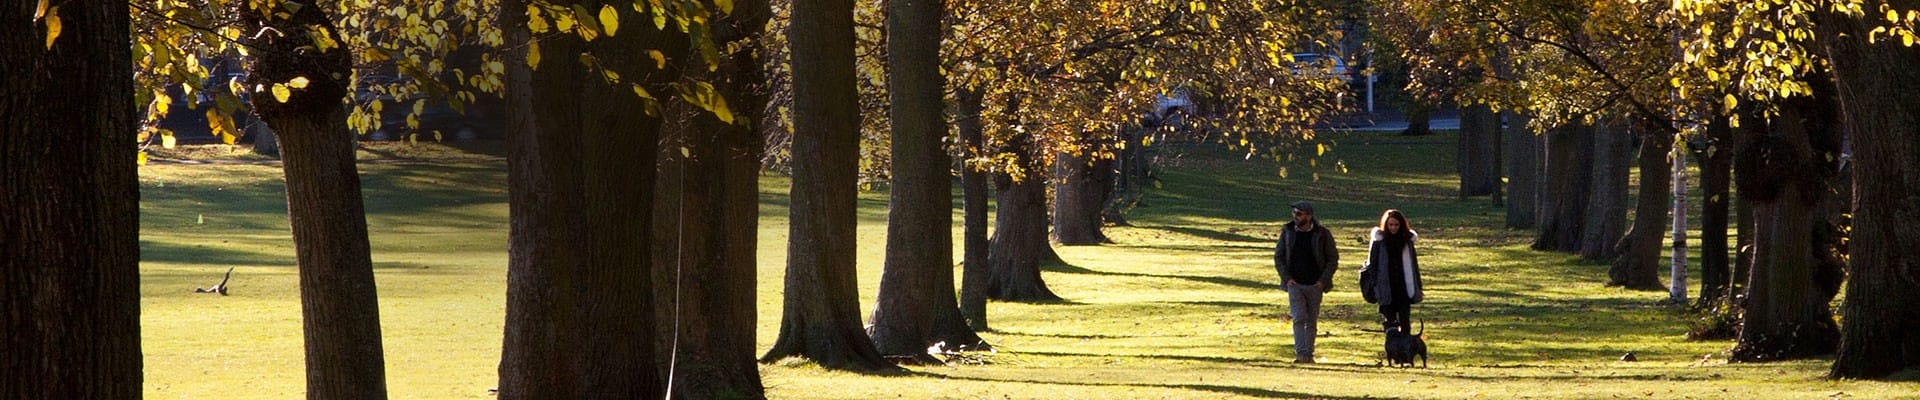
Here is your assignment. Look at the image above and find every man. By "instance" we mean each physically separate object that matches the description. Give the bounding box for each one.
[1275,201,1338,363]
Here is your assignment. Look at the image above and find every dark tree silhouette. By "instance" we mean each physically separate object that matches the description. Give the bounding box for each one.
[650,0,771,397]
[1504,112,1541,229]
[2,2,142,398]
[1729,80,1842,363]
[497,1,670,397]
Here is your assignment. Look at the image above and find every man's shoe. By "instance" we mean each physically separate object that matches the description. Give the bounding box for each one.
[1294,356,1315,364]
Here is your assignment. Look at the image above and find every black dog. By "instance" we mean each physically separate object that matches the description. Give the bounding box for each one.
[1384,319,1427,368]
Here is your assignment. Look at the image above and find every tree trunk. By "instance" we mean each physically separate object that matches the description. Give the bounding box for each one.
[239,5,388,398]
[1,2,141,397]
[761,0,892,371]
[1457,104,1499,198]
[1818,4,1920,378]
[1671,137,1690,303]
[956,89,993,331]
[1400,102,1433,136]
[1729,85,1841,363]
[988,130,1065,302]
[1696,117,1734,308]
[1610,125,1671,290]
[651,0,768,397]
[1580,122,1633,261]
[1504,112,1541,229]
[499,1,668,397]
[1105,126,1152,226]
[251,120,281,157]
[1053,144,1114,245]
[870,0,962,364]
[1534,124,1595,252]
[499,0,586,394]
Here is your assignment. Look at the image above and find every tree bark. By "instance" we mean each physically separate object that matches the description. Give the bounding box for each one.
[1105,125,1152,226]
[239,5,388,398]
[1610,124,1671,290]
[870,0,969,364]
[499,1,668,397]
[1,2,142,398]
[957,89,993,331]
[988,131,1064,302]
[1580,122,1633,261]
[651,0,768,397]
[1504,112,1541,229]
[1729,84,1842,363]
[1534,124,1595,252]
[1053,144,1115,245]
[761,0,893,371]
[1400,102,1433,136]
[1457,104,1499,198]
[1695,116,1734,308]
[1818,4,1920,378]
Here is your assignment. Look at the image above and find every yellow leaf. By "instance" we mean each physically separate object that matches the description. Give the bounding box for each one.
[1906,33,1915,47]
[715,0,734,15]
[288,76,310,89]
[600,5,619,36]
[161,132,177,149]
[44,6,62,50]
[137,152,148,166]
[1722,94,1737,111]
[272,84,292,103]
[527,40,542,70]
[649,50,666,69]
[34,0,48,20]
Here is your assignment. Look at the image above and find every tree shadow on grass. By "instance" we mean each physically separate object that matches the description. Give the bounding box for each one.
[904,371,1397,400]
[1044,262,1273,291]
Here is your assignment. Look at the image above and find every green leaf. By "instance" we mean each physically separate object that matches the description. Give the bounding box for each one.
[600,5,619,36]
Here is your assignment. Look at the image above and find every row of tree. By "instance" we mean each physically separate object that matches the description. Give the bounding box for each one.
[1370,0,1919,378]
[8,1,1357,399]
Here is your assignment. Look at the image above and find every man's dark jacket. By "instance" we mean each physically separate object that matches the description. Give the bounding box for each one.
[1274,221,1339,287]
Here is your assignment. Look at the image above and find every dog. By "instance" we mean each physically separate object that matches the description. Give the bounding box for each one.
[1383,319,1427,368]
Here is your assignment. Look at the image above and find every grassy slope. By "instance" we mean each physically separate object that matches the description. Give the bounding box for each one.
[138,134,1916,399]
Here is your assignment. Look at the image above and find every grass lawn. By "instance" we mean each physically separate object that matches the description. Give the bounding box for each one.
[138,133,1919,399]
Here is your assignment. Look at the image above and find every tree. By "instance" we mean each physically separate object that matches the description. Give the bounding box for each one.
[1610,121,1673,290]
[1457,103,1499,198]
[869,0,987,363]
[2,2,142,398]
[1533,125,1595,253]
[1504,111,1542,229]
[651,0,773,396]
[1694,117,1735,307]
[237,3,389,397]
[956,88,994,331]
[1727,87,1842,362]
[1053,139,1117,245]
[761,0,893,371]
[498,0,691,396]
[1816,0,1920,378]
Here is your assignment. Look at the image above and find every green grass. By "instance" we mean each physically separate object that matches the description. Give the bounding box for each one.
[138,131,1919,399]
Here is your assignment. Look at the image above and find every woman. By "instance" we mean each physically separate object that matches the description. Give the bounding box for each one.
[1360,209,1423,330]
